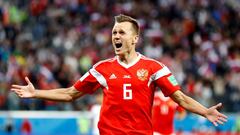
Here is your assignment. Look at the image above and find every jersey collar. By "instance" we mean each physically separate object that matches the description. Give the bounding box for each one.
[116,53,141,68]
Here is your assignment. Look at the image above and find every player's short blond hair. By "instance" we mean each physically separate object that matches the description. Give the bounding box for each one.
[114,14,140,35]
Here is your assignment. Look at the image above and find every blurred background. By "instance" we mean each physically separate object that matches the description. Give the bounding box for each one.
[0,0,239,134]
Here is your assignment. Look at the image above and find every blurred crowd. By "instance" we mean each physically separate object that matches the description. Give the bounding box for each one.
[0,0,240,112]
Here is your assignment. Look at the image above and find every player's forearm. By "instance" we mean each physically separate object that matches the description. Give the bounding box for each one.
[34,87,76,102]
[179,95,208,117]
[171,91,208,117]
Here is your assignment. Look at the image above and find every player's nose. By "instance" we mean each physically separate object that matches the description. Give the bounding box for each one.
[113,32,121,39]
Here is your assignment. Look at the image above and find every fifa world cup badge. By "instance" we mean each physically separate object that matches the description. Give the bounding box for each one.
[137,69,148,81]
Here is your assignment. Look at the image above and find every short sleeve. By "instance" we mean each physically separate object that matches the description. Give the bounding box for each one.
[155,73,180,96]
[73,72,101,94]
[150,62,181,96]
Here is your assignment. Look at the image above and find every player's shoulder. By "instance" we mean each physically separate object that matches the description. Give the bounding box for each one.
[93,57,117,68]
[140,55,165,68]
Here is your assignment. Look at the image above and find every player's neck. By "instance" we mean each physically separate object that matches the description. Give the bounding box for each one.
[118,51,138,65]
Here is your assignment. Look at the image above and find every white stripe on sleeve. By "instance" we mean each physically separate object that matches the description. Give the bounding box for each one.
[148,66,171,86]
[80,72,90,81]
[90,68,108,90]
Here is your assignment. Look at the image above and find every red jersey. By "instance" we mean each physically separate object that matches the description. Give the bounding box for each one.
[74,54,180,135]
[152,91,184,135]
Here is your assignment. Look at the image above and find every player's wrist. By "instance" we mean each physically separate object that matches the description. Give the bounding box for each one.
[201,108,209,118]
[32,89,38,98]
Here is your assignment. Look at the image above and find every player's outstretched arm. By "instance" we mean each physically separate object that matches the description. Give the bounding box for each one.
[11,77,85,102]
[170,90,228,126]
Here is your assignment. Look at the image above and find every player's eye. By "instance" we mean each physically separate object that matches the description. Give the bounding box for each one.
[119,31,125,34]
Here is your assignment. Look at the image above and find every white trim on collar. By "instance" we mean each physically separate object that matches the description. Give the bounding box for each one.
[117,53,142,68]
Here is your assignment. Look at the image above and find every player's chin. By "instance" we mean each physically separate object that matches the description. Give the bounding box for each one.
[114,49,122,55]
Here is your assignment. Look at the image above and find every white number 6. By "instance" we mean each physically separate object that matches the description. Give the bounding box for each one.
[123,84,132,100]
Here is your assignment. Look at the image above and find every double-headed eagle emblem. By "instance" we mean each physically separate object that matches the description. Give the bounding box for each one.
[136,69,148,81]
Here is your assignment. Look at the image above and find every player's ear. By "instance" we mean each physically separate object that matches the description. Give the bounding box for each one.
[132,35,139,45]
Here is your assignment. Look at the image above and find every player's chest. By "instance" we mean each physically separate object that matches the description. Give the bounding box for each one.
[100,65,153,100]
[104,66,150,85]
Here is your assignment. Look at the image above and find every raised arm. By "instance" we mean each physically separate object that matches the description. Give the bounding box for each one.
[170,90,228,126]
[11,77,85,102]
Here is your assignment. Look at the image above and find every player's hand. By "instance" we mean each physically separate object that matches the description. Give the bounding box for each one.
[11,77,36,98]
[205,103,228,126]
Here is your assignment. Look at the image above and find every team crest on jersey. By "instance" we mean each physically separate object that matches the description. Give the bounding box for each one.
[136,69,148,81]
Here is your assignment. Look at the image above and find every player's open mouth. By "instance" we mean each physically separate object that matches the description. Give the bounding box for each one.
[115,43,122,48]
